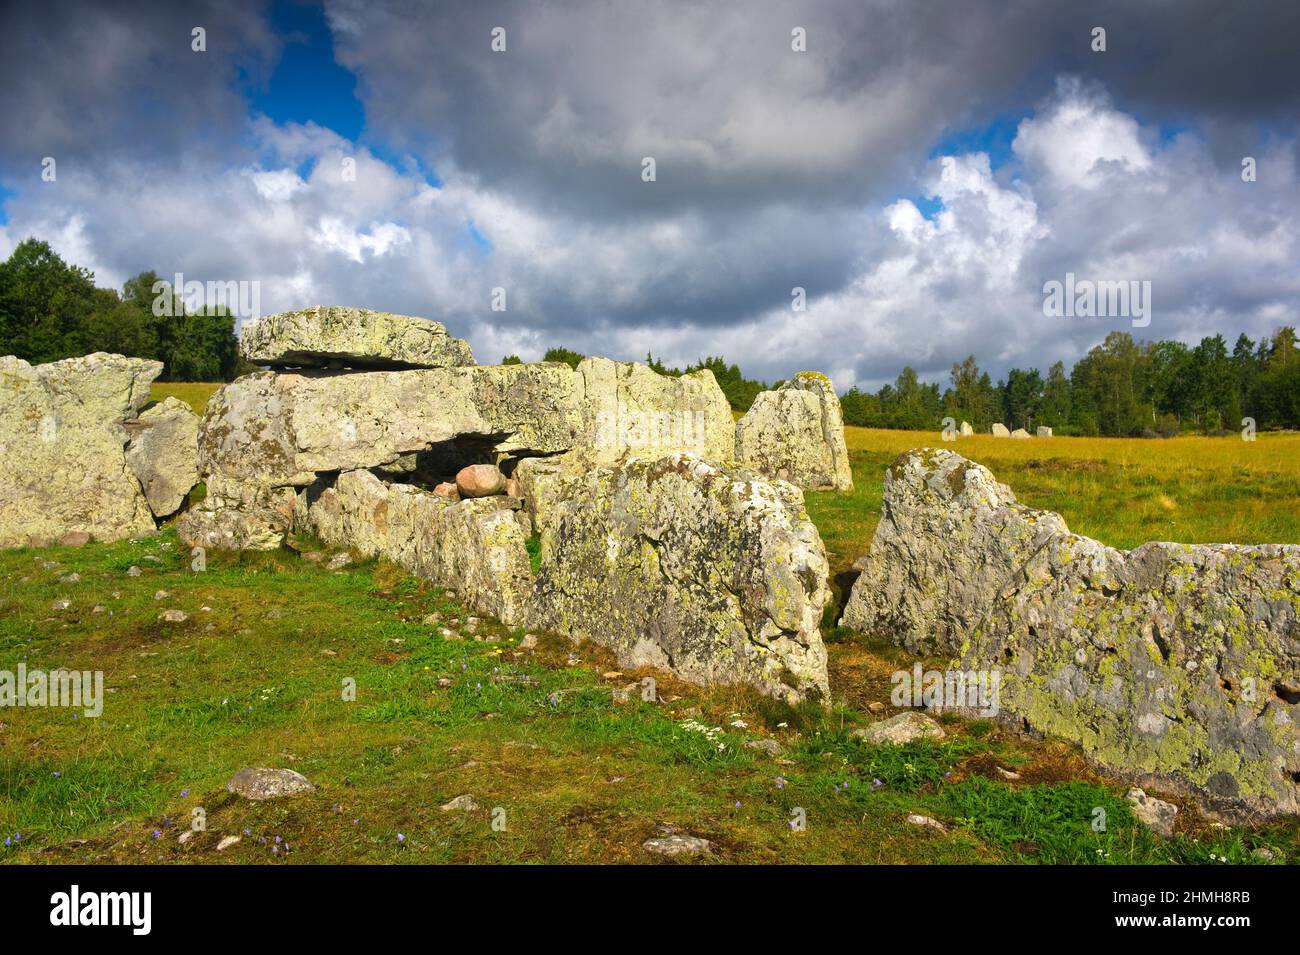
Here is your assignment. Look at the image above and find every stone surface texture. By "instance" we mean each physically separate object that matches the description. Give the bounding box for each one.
[840,447,1300,818]
[239,305,475,369]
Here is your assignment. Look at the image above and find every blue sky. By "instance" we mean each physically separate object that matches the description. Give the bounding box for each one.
[1,0,1296,388]
[246,0,363,140]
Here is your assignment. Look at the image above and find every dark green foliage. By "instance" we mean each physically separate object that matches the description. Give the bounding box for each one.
[542,346,586,368]
[683,356,767,411]
[844,330,1300,435]
[0,238,247,381]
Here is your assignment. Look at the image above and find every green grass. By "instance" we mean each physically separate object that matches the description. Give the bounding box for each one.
[2,529,1295,864]
[149,381,222,415]
[807,426,1300,574]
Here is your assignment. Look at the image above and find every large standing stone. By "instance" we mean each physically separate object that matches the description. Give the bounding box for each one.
[297,469,534,625]
[126,396,200,518]
[182,358,735,550]
[840,448,1300,818]
[735,372,853,491]
[0,353,161,546]
[239,306,475,369]
[530,453,831,701]
[573,356,735,468]
[991,423,1010,437]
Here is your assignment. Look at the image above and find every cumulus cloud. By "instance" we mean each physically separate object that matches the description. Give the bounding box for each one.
[2,1,1297,387]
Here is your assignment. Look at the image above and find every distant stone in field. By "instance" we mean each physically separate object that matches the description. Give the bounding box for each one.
[851,712,945,745]
[159,609,189,623]
[906,813,948,833]
[239,306,476,370]
[840,447,1300,819]
[125,396,200,518]
[1036,426,1053,438]
[959,421,974,436]
[735,371,853,491]
[216,835,242,851]
[1126,788,1178,837]
[1010,428,1030,439]
[743,738,785,757]
[642,825,711,857]
[126,566,142,577]
[225,767,314,800]
[991,423,1010,437]
[325,552,353,570]
[440,794,479,812]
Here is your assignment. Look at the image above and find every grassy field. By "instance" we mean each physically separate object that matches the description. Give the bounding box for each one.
[149,381,221,416]
[2,393,1296,864]
[808,427,1300,576]
[3,532,1294,865]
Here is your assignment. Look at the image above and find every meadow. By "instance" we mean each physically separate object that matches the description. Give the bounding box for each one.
[0,385,1296,864]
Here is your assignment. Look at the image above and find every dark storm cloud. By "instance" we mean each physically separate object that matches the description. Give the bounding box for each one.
[1,0,1297,388]
[0,0,279,174]
[325,0,1299,217]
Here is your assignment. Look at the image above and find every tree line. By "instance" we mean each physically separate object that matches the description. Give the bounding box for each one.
[5,237,1294,431]
[0,239,250,381]
[841,329,1300,435]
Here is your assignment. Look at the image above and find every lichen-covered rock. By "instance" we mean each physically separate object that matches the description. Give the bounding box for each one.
[225,767,313,800]
[0,353,161,546]
[126,396,200,517]
[239,305,475,369]
[735,371,852,491]
[850,711,946,745]
[1127,788,1178,837]
[194,364,582,492]
[177,478,296,551]
[187,358,735,550]
[841,448,1300,818]
[512,456,566,531]
[530,453,830,701]
[297,469,533,625]
[573,356,735,468]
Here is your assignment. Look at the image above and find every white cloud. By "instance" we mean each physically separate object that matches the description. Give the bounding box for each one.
[3,77,1297,389]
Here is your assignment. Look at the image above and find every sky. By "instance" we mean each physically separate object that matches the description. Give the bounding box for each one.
[1,0,1298,390]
